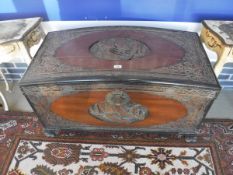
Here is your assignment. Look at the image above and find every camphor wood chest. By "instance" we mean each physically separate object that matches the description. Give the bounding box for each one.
[20,26,221,136]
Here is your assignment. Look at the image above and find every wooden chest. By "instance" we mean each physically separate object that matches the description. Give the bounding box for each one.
[20,26,221,136]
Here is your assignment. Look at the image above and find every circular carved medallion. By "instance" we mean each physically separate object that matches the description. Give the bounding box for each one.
[90,37,150,60]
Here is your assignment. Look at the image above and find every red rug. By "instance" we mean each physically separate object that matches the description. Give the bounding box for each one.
[0,112,232,175]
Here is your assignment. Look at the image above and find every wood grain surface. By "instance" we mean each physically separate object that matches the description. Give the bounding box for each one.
[54,30,184,70]
[50,91,187,127]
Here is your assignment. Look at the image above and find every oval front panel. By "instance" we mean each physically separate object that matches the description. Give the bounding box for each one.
[50,91,187,127]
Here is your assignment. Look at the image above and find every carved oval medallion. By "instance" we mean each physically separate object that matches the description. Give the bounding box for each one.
[90,37,150,60]
[50,91,187,127]
[89,90,149,124]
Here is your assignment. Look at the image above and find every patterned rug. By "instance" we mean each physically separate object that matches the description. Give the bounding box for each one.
[6,137,220,175]
[0,112,232,175]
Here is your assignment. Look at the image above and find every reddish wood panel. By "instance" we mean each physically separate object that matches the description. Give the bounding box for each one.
[54,30,184,70]
[50,91,187,127]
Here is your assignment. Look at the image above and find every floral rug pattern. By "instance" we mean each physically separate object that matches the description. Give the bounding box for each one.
[7,139,216,175]
[0,113,232,174]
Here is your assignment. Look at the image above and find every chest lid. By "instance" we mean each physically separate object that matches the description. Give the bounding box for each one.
[21,26,219,89]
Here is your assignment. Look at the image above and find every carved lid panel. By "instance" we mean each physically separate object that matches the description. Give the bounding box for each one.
[21,26,219,88]
[54,30,184,70]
